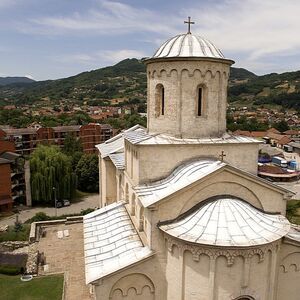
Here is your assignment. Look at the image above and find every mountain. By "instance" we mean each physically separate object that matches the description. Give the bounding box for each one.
[228,70,300,110]
[0,76,35,86]
[1,58,299,110]
[0,59,147,105]
[229,68,257,81]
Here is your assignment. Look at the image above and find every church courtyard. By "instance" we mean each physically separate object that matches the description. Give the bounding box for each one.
[36,221,91,300]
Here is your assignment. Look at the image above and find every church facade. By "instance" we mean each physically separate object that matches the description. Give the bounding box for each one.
[84,25,300,300]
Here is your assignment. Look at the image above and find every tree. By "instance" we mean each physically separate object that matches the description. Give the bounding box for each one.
[30,145,77,205]
[62,134,83,170]
[63,134,82,155]
[273,120,289,132]
[75,154,99,193]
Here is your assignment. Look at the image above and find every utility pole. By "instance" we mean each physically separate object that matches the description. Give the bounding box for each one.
[53,187,57,217]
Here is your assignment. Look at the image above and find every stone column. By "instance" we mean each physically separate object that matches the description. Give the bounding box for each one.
[208,256,216,300]
[24,160,32,206]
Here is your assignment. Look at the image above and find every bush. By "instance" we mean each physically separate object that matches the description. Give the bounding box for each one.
[24,209,95,224]
[0,265,22,275]
[24,212,51,224]
[0,253,27,275]
[80,208,95,215]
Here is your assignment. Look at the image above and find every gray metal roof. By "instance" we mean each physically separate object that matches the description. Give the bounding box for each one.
[96,125,260,158]
[137,132,261,145]
[289,142,300,149]
[96,125,145,158]
[135,160,225,208]
[152,33,225,59]
[285,224,300,243]
[109,153,125,170]
[0,157,11,165]
[83,202,152,284]
[159,197,290,247]
[0,151,20,162]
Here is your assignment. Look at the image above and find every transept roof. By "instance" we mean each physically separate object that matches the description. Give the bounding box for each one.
[158,196,291,247]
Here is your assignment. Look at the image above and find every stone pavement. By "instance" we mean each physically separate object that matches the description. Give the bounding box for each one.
[37,222,92,300]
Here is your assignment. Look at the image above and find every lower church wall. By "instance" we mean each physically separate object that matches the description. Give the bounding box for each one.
[93,256,166,300]
[165,237,280,300]
[276,240,300,300]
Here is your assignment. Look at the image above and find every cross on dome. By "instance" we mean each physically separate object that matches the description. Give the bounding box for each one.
[184,16,195,34]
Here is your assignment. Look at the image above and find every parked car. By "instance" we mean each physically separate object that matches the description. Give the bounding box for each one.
[56,201,63,208]
[63,199,70,206]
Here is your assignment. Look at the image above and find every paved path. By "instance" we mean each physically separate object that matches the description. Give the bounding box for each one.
[0,194,99,226]
[37,222,92,300]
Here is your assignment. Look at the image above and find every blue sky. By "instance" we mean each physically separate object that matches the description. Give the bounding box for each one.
[1,0,300,80]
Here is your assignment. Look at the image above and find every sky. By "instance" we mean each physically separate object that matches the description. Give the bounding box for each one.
[1,0,300,80]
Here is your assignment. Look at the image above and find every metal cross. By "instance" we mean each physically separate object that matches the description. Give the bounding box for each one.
[184,16,195,34]
[219,151,226,162]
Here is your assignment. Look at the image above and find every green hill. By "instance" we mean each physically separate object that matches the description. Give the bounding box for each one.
[0,59,146,105]
[228,70,300,110]
[0,76,35,86]
[1,58,300,110]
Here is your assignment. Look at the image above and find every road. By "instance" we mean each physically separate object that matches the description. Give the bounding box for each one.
[0,193,99,226]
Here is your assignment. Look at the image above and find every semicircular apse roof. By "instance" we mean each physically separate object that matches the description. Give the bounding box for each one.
[158,196,290,247]
[152,33,226,59]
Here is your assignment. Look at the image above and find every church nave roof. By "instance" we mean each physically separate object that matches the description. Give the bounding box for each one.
[158,196,291,247]
[83,202,153,284]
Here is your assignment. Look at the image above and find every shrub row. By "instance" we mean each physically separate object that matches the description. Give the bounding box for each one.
[0,265,23,275]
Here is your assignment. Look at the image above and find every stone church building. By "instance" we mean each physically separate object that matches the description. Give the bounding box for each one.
[84,24,300,300]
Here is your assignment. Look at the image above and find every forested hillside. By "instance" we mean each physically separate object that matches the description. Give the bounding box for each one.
[1,58,300,110]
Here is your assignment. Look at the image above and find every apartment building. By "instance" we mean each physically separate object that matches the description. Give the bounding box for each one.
[0,123,113,155]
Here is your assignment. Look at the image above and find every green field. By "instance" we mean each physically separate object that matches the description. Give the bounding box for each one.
[0,274,64,300]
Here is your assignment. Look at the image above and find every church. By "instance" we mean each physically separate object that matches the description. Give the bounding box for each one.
[83,19,300,300]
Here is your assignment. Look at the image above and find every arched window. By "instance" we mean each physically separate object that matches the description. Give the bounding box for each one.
[131,194,136,216]
[197,86,203,116]
[234,296,255,300]
[155,84,165,117]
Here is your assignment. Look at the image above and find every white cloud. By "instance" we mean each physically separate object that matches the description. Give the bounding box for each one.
[25,74,35,80]
[185,1,300,59]
[13,0,300,74]
[52,49,146,66]
[99,49,146,63]
[20,0,179,36]
[53,54,95,64]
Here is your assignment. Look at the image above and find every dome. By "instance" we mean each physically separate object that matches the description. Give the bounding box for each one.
[152,33,225,60]
[158,196,290,247]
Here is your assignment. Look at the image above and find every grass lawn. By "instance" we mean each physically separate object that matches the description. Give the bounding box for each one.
[0,274,64,300]
[0,224,31,242]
